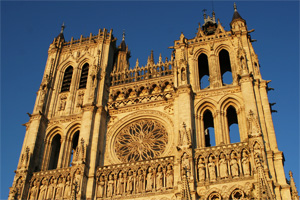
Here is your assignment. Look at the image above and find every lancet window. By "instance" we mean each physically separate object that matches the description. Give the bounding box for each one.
[69,131,79,166]
[226,105,240,143]
[203,110,215,147]
[198,53,210,89]
[219,49,233,85]
[79,63,89,89]
[61,66,73,92]
[48,134,61,170]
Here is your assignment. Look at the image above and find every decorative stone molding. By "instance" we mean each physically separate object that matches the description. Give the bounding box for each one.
[95,156,174,199]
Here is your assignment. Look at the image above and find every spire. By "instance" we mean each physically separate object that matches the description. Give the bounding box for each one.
[119,30,126,51]
[56,22,65,40]
[60,22,65,34]
[122,30,125,41]
[231,2,244,21]
[150,50,154,65]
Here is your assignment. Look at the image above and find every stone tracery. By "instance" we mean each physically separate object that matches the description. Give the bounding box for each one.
[114,119,168,162]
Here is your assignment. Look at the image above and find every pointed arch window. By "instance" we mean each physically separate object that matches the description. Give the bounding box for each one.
[69,131,79,166]
[227,106,240,143]
[219,49,233,85]
[48,134,61,170]
[79,63,89,89]
[61,66,73,92]
[198,53,210,89]
[203,110,215,147]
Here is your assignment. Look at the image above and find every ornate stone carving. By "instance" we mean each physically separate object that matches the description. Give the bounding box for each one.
[58,94,67,111]
[96,156,174,199]
[114,119,168,162]
[247,110,262,137]
[178,122,192,147]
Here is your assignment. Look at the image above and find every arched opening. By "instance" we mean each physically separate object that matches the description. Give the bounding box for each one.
[79,63,89,89]
[198,53,210,89]
[227,106,240,143]
[48,134,61,170]
[61,66,73,92]
[69,131,79,166]
[219,49,233,85]
[203,110,215,147]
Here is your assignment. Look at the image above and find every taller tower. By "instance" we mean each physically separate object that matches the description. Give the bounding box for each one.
[9,4,298,200]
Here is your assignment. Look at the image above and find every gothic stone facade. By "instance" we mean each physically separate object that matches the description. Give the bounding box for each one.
[9,5,299,200]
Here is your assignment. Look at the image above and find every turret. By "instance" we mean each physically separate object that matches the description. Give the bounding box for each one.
[230,3,247,32]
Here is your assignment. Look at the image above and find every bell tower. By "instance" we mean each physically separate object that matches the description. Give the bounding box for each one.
[9,3,298,200]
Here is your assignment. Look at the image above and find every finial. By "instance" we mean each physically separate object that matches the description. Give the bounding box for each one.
[60,22,65,34]
[234,2,237,12]
[122,30,125,41]
[202,9,207,17]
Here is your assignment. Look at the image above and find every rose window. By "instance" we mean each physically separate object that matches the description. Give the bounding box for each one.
[114,119,168,162]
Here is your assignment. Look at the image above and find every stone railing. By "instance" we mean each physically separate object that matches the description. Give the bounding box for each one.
[110,60,174,86]
[194,142,254,185]
[95,156,174,199]
[27,165,85,200]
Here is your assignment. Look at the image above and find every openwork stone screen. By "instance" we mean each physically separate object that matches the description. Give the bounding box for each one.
[114,119,168,162]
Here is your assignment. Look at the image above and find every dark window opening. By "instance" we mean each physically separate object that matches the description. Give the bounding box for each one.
[227,106,240,143]
[203,110,215,147]
[69,131,79,166]
[48,134,61,170]
[219,49,233,85]
[79,63,89,89]
[198,54,210,89]
[61,66,73,92]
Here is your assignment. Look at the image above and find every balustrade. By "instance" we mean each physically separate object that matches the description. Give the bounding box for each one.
[111,61,174,86]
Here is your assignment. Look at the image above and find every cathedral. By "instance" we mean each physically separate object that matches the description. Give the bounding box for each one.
[8,3,299,200]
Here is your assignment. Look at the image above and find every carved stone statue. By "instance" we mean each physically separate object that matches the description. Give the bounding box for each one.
[74,169,82,196]
[126,171,133,194]
[247,110,262,137]
[76,93,84,107]
[198,158,206,182]
[46,178,55,200]
[20,147,30,169]
[117,172,125,195]
[146,167,153,191]
[107,174,114,197]
[182,153,191,179]
[55,177,64,199]
[178,122,191,147]
[136,170,144,193]
[58,96,67,111]
[38,179,47,200]
[64,175,71,198]
[156,167,163,190]
[230,154,239,178]
[208,157,216,182]
[96,175,105,198]
[29,180,38,200]
[166,165,174,189]
[219,154,228,179]
[242,151,251,177]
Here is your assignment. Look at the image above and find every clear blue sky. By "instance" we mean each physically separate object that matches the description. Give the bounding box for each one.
[1,1,299,199]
